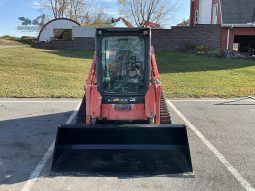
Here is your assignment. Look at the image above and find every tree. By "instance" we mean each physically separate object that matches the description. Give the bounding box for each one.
[39,0,110,25]
[118,0,178,27]
[177,19,189,27]
[39,0,67,18]
[67,0,85,22]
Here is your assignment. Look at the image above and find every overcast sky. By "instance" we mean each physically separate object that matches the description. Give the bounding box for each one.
[0,0,190,37]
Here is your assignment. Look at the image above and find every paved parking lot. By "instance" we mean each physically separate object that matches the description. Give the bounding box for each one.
[0,98,254,191]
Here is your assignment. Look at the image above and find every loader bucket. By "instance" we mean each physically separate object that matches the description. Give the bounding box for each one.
[51,124,193,175]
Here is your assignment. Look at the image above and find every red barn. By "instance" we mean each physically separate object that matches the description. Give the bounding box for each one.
[190,0,255,51]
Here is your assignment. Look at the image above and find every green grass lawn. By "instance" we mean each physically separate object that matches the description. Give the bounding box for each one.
[0,47,92,97]
[0,47,254,98]
[157,52,255,97]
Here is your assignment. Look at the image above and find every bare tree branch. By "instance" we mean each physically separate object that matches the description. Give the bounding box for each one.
[39,0,111,25]
[118,0,178,27]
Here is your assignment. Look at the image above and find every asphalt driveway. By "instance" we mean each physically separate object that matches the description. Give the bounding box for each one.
[0,98,254,191]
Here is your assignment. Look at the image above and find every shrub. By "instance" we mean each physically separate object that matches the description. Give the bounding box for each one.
[2,35,16,40]
[205,49,225,58]
[216,49,225,58]
[183,42,196,51]
[16,36,35,45]
[21,36,35,40]
[195,45,208,55]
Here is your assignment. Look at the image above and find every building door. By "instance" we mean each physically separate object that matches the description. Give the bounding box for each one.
[53,29,72,40]
[234,35,255,54]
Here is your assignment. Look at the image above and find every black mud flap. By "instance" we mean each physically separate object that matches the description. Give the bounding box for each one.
[51,124,193,176]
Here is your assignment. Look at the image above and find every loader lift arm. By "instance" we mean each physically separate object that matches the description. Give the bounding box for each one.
[112,17,161,28]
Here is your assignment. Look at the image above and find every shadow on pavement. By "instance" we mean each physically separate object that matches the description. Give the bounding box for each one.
[215,97,255,105]
[156,51,255,74]
[0,111,72,185]
[45,50,94,59]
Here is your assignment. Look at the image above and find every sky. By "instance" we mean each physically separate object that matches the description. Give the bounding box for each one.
[0,0,190,37]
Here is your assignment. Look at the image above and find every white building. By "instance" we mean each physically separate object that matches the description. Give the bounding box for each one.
[38,18,81,42]
[38,18,132,42]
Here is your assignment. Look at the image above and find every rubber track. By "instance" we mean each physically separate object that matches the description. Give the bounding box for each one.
[160,92,172,124]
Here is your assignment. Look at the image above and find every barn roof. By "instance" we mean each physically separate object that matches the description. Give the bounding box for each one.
[221,0,255,24]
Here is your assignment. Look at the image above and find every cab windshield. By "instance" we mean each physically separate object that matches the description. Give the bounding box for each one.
[101,36,145,94]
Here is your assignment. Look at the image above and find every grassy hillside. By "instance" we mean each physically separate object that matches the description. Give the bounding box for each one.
[156,51,255,97]
[0,47,254,98]
[0,47,92,97]
[0,38,23,46]
[0,36,34,46]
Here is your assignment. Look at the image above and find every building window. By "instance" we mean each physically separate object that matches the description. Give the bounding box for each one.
[195,10,199,24]
[212,3,218,24]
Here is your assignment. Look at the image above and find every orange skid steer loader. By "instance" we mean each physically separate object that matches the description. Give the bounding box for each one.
[51,28,193,175]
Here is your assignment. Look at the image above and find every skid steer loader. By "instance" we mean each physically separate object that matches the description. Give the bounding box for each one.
[51,28,193,175]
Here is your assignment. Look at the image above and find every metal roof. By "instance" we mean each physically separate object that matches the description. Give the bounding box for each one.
[221,0,255,24]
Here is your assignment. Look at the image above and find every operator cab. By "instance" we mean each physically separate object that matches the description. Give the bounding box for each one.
[96,28,151,97]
